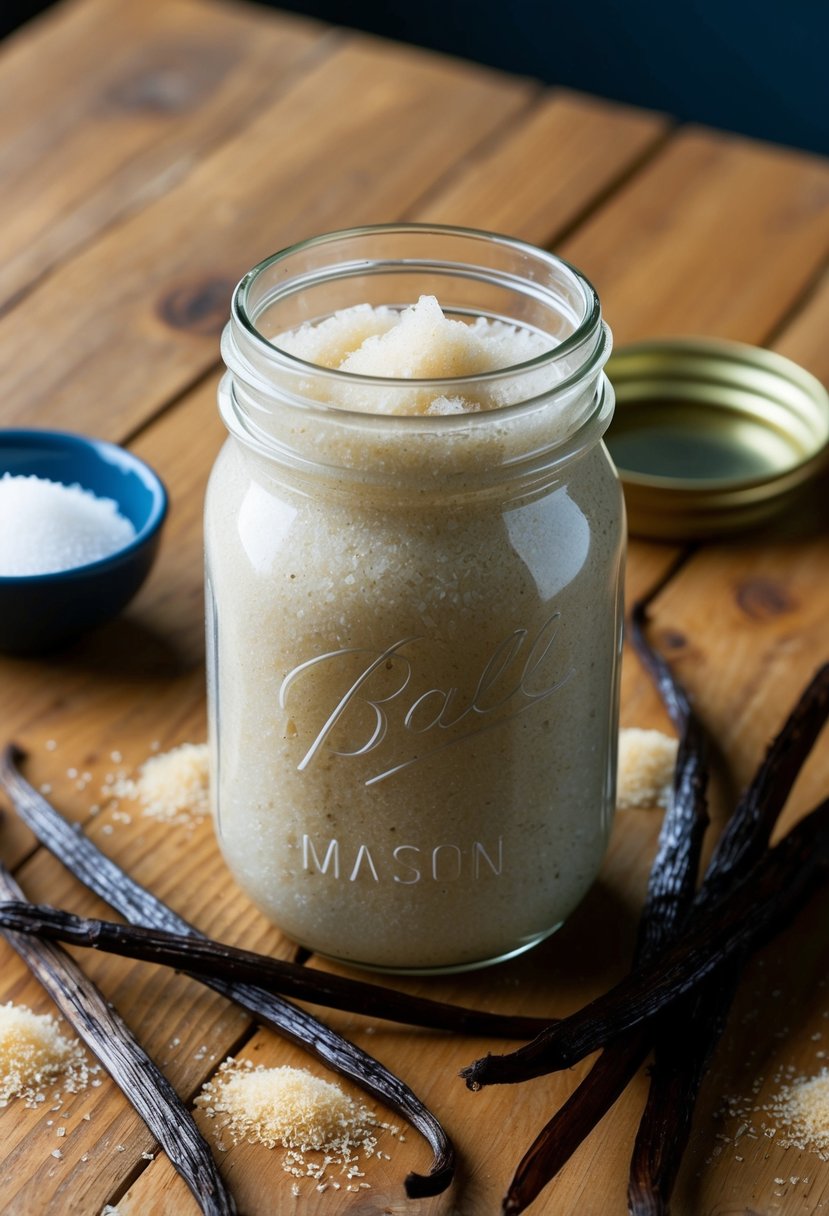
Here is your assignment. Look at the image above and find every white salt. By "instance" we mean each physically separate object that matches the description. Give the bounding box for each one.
[0,474,135,576]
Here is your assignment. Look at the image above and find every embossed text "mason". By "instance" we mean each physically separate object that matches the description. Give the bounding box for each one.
[302,834,504,883]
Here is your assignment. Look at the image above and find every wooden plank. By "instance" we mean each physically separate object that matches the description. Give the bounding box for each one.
[0,0,324,311]
[561,126,829,345]
[0,37,532,442]
[774,266,829,383]
[412,88,670,246]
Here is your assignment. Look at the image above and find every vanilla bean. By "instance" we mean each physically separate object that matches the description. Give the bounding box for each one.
[628,661,829,1215]
[502,594,710,1214]
[463,800,829,1087]
[503,1038,649,1215]
[695,662,829,905]
[0,900,549,1040]
[0,863,235,1216]
[628,600,710,960]
[629,591,694,733]
[465,662,829,1093]
[0,745,453,1199]
[627,977,735,1216]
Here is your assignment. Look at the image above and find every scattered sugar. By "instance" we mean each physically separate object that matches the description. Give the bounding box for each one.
[768,1069,829,1158]
[0,1001,97,1107]
[0,474,135,576]
[617,727,678,810]
[195,1060,397,1187]
[104,742,209,825]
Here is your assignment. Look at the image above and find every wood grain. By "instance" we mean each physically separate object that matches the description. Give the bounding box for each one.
[411,89,669,245]
[562,126,829,345]
[0,36,531,441]
[0,0,324,311]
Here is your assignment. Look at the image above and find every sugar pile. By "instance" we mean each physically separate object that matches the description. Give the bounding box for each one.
[104,742,210,825]
[274,295,553,415]
[0,474,135,576]
[617,727,679,810]
[0,1001,95,1107]
[767,1068,829,1158]
[196,1059,396,1188]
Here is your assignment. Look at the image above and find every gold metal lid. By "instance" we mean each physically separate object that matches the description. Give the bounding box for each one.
[605,337,829,539]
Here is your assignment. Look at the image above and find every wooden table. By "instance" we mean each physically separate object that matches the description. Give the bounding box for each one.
[1,2,828,1212]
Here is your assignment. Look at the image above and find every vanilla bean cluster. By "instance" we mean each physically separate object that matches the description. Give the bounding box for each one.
[463,583,829,1215]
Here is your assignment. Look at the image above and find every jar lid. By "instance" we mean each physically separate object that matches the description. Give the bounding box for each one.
[604,337,829,539]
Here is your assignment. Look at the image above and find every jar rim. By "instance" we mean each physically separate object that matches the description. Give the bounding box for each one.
[231,222,605,390]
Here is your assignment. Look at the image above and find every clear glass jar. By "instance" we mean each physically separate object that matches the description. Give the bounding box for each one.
[206,224,625,974]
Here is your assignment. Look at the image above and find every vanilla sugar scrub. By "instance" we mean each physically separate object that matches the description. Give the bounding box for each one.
[274,294,553,414]
[206,225,624,972]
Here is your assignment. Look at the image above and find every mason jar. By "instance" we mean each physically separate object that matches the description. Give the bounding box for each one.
[206,224,625,974]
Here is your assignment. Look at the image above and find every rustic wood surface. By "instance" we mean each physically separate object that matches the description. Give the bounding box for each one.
[0,2,827,1213]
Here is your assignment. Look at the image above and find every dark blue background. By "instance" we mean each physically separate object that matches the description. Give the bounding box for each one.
[261,0,829,156]
[5,0,828,156]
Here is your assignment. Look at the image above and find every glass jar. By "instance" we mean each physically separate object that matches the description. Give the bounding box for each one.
[206,224,625,974]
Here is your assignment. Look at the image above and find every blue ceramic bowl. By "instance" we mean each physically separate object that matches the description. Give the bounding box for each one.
[0,429,168,654]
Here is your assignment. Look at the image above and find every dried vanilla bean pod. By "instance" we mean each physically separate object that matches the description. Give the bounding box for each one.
[503,1039,647,1215]
[627,977,734,1216]
[694,662,829,906]
[464,662,829,1092]
[628,596,709,955]
[0,863,235,1216]
[464,799,829,1086]
[502,592,710,1214]
[0,744,453,1199]
[0,899,550,1039]
[628,662,829,1215]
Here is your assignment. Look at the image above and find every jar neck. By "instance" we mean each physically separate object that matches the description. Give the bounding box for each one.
[219,224,614,494]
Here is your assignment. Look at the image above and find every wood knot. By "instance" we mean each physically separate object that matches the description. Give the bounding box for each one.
[110,69,200,113]
[157,277,234,336]
[659,628,687,652]
[107,45,235,114]
[735,577,796,621]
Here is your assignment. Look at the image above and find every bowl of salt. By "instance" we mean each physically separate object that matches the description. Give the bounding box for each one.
[0,429,168,654]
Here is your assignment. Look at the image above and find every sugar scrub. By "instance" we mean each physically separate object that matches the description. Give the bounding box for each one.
[0,474,135,576]
[207,226,623,972]
[275,294,553,415]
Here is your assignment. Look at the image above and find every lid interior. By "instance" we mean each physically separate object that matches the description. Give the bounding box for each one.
[606,341,829,493]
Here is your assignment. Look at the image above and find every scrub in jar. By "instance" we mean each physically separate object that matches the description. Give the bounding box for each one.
[206,226,625,973]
